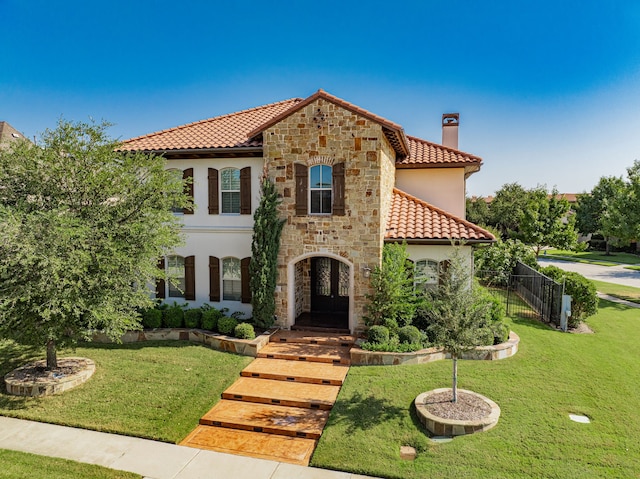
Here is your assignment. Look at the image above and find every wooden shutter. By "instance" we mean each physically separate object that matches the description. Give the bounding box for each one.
[240,167,251,215]
[209,256,220,302]
[184,255,195,300]
[208,168,219,214]
[241,257,251,303]
[156,257,166,299]
[332,162,345,216]
[183,168,194,215]
[295,163,308,216]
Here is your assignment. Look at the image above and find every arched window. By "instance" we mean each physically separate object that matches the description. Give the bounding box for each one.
[221,168,241,214]
[167,255,185,297]
[309,164,332,214]
[415,259,440,291]
[222,257,242,301]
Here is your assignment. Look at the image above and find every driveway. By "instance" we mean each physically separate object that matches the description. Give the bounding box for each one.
[537,257,640,288]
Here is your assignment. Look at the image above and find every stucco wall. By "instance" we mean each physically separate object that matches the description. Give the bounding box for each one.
[395,168,466,218]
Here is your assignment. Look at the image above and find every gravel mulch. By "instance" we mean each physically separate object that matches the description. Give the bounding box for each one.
[423,390,492,421]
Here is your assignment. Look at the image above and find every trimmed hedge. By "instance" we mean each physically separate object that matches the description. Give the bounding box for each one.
[367,325,390,344]
[398,325,421,344]
[163,305,184,328]
[234,323,256,340]
[218,317,239,336]
[539,265,598,326]
[184,308,202,329]
[142,308,162,329]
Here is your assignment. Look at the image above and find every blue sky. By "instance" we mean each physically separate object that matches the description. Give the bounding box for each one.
[2,0,640,196]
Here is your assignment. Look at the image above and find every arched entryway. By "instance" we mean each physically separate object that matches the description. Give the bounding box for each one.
[287,253,353,332]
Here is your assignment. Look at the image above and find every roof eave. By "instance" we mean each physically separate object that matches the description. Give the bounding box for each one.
[385,238,496,245]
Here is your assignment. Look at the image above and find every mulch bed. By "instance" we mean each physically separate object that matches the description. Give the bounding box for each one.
[423,390,492,421]
[6,358,91,385]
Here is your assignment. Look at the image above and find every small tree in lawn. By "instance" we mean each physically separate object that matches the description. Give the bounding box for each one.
[250,171,285,329]
[421,248,491,402]
[0,120,188,369]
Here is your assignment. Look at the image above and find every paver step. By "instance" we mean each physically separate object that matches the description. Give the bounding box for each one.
[222,377,340,410]
[257,342,351,365]
[200,399,329,439]
[241,358,349,386]
[180,425,316,466]
[271,330,357,347]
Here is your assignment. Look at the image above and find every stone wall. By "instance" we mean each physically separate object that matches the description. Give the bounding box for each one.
[263,97,395,331]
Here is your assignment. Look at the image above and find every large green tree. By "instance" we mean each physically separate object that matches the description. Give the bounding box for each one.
[250,173,285,329]
[489,183,531,239]
[0,120,188,369]
[518,187,578,256]
[575,176,626,254]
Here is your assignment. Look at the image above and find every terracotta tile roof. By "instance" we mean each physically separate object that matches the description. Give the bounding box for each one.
[247,89,410,157]
[120,98,304,151]
[386,189,495,243]
[397,136,482,173]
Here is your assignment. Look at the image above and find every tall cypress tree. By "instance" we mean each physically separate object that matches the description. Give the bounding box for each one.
[250,173,285,328]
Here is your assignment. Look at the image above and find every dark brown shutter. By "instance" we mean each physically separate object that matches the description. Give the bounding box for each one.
[295,163,308,216]
[184,255,195,300]
[156,257,166,299]
[332,162,345,216]
[183,168,194,215]
[439,260,451,286]
[241,257,251,303]
[240,167,251,215]
[209,256,220,302]
[208,168,219,214]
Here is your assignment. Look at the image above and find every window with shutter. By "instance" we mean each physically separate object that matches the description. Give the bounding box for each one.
[222,257,242,301]
[332,162,345,216]
[167,255,185,298]
[209,256,220,302]
[221,168,241,214]
[310,164,332,214]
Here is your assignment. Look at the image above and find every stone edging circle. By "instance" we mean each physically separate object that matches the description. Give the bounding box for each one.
[414,388,501,436]
[4,357,96,397]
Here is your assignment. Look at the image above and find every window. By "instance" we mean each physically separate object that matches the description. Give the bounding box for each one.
[167,169,184,214]
[167,255,185,297]
[309,164,332,214]
[415,259,439,291]
[221,168,241,214]
[222,257,242,301]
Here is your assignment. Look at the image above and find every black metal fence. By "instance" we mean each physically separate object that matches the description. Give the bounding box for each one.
[477,262,564,328]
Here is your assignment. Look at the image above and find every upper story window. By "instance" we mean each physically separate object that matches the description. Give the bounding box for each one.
[167,255,185,297]
[414,259,439,291]
[221,168,241,214]
[309,164,332,214]
[222,257,242,301]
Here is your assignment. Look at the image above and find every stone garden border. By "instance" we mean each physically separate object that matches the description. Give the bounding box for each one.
[5,357,95,397]
[350,331,519,366]
[414,388,501,436]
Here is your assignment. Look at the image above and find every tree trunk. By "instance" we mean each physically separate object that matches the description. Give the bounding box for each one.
[46,339,57,370]
[452,356,458,403]
[605,237,611,256]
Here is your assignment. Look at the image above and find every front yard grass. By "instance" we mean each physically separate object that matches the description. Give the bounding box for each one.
[592,280,640,304]
[0,341,252,443]
[312,298,640,478]
[0,449,140,479]
[544,249,640,266]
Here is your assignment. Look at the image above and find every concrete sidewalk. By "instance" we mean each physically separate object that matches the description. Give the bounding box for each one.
[0,416,378,479]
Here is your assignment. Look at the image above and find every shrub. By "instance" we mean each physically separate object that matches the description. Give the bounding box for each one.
[474,239,538,286]
[184,308,202,329]
[163,304,184,328]
[539,265,598,326]
[492,320,510,344]
[360,340,424,353]
[398,325,421,344]
[475,284,506,322]
[234,323,256,340]
[218,317,239,335]
[367,325,390,344]
[142,308,162,329]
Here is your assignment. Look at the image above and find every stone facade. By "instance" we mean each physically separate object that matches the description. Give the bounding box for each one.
[263,97,396,331]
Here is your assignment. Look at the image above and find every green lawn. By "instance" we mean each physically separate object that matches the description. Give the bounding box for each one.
[0,341,252,443]
[0,449,140,479]
[592,280,640,304]
[544,249,640,266]
[312,299,640,478]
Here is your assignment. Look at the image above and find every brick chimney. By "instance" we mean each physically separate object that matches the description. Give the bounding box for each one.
[442,113,459,149]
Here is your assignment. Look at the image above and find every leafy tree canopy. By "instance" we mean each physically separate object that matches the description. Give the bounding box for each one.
[0,120,188,368]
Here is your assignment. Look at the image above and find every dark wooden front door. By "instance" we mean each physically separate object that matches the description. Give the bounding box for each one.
[310,257,349,315]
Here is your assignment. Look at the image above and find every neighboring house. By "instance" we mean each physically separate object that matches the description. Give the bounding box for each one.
[121,90,494,333]
[0,121,26,147]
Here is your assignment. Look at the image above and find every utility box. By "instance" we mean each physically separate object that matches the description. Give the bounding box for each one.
[560,295,572,332]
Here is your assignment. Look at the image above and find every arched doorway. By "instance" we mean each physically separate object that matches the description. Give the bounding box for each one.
[287,253,353,332]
